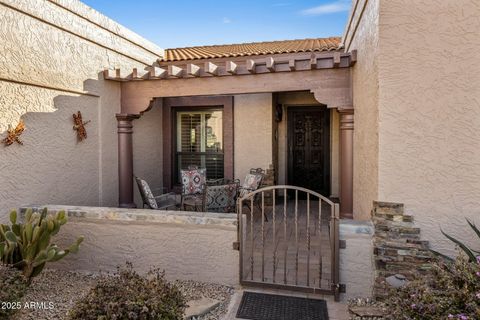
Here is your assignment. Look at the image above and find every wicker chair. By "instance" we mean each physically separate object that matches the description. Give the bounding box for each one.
[135,176,177,210]
[238,168,265,199]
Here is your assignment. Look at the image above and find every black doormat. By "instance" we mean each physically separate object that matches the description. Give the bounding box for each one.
[236,291,329,320]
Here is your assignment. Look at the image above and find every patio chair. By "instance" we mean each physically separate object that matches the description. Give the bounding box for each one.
[238,168,266,220]
[238,168,265,198]
[135,176,177,210]
[180,166,207,211]
[203,180,240,213]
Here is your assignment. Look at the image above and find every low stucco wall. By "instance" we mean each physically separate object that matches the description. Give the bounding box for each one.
[22,205,239,286]
[339,220,374,301]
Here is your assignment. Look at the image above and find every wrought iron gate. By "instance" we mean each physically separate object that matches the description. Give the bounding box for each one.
[237,185,340,301]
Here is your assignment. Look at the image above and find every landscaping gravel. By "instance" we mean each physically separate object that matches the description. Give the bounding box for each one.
[15,270,98,320]
[174,280,235,320]
[13,269,234,320]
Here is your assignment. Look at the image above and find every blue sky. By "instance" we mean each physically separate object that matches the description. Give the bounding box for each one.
[81,0,351,49]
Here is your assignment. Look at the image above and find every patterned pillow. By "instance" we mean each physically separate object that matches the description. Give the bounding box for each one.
[139,179,158,209]
[242,174,262,189]
[239,173,263,199]
[205,183,238,213]
[181,168,207,195]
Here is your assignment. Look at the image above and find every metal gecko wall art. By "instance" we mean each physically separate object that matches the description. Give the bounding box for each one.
[3,120,25,146]
[72,111,90,141]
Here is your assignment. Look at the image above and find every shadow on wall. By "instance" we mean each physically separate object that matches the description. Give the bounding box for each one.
[0,75,111,218]
[0,71,164,218]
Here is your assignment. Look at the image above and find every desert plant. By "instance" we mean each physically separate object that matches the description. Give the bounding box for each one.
[0,264,28,319]
[68,262,186,320]
[431,218,480,262]
[385,254,480,319]
[0,208,84,281]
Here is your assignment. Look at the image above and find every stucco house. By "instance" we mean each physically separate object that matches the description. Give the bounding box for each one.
[1,0,479,303]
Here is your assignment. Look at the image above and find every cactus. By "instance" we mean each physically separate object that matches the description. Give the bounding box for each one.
[0,208,84,281]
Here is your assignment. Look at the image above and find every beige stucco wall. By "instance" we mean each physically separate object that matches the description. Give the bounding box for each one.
[132,100,163,207]
[375,0,480,254]
[345,0,480,254]
[30,206,239,285]
[233,93,273,179]
[276,92,340,197]
[0,0,163,220]
[343,0,380,220]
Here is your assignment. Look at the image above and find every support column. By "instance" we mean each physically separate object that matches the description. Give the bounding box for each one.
[339,109,354,219]
[116,113,140,208]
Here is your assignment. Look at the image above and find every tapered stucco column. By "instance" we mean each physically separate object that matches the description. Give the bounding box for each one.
[116,113,140,208]
[339,109,354,219]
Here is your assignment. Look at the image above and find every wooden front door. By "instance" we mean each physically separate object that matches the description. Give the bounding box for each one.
[287,107,330,196]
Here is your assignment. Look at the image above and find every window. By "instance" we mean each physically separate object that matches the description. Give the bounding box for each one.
[175,110,224,182]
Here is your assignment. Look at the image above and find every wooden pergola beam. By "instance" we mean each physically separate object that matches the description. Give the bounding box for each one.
[226,61,237,74]
[288,60,296,71]
[205,61,218,75]
[333,52,341,68]
[149,66,167,79]
[104,51,356,82]
[246,59,256,73]
[186,63,200,77]
[120,68,352,115]
[103,68,129,81]
[310,53,317,69]
[266,57,275,72]
[168,65,183,77]
[349,50,357,66]
[132,68,148,80]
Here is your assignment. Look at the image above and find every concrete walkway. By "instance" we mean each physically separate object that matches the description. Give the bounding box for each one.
[222,287,349,320]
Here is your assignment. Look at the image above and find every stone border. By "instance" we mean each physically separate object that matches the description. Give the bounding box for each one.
[19,205,237,229]
[372,201,432,299]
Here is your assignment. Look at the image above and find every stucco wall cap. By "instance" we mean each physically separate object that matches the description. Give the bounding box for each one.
[339,220,374,236]
[19,205,237,229]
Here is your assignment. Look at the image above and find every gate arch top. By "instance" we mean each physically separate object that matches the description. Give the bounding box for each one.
[238,184,336,208]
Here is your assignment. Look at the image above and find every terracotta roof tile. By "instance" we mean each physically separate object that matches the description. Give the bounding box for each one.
[161,37,342,62]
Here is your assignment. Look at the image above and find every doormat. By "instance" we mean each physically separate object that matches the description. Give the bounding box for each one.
[236,291,329,320]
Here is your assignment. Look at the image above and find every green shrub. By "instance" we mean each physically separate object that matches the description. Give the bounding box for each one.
[68,263,186,320]
[385,254,480,319]
[0,208,84,281]
[0,265,28,319]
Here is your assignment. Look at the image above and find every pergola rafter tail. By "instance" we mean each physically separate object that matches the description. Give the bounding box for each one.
[104,50,357,83]
[119,68,352,115]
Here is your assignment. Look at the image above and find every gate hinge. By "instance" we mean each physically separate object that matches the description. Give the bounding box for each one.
[339,240,346,249]
[233,241,240,251]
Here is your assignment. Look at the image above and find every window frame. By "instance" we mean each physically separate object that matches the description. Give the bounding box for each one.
[174,108,225,183]
[163,96,234,191]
